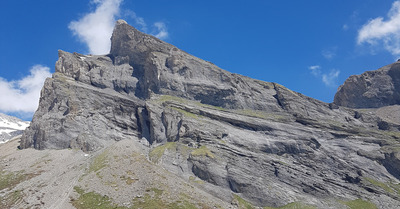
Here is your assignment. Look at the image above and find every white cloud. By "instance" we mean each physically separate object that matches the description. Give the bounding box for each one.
[322,70,340,87]
[0,65,51,114]
[69,0,122,55]
[309,65,340,87]
[309,65,321,76]
[125,10,147,32]
[153,22,169,39]
[125,11,169,40]
[358,1,400,56]
[322,48,337,60]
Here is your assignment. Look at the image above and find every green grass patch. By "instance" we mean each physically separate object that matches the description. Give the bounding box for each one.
[236,109,289,122]
[89,150,109,173]
[131,194,168,208]
[191,146,215,158]
[0,190,24,208]
[132,194,174,209]
[131,190,199,209]
[264,202,317,209]
[167,200,198,209]
[0,171,36,191]
[149,142,194,163]
[189,176,205,185]
[158,95,188,104]
[340,199,377,209]
[146,188,164,197]
[171,107,199,119]
[158,93,293,124]
[72,186,125,209]
[120,175,136,185]
[273,83,299,97]
[0,172,23,190]
[72,185,201,209]
[389,182,400,196]
[254,80,274,89]
[233,194,256,209]
[364,177,395,194]
[149,142,177,163]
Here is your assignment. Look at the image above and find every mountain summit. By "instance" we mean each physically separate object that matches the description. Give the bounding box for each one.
[18,20,400,208]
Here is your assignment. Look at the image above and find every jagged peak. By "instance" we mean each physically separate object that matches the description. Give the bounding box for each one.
[110,19,172,59]
[116,19,128,25]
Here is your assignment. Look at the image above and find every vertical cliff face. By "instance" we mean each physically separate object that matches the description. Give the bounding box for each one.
[19,20,400,208]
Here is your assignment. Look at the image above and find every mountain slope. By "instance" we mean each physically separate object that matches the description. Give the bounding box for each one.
[0,136,233,209]
[16,20,400,208]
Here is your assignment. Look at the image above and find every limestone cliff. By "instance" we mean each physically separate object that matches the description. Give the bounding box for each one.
[20,20,400,208]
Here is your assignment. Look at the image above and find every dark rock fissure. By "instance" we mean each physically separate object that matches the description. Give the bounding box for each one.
[136,107,151,144]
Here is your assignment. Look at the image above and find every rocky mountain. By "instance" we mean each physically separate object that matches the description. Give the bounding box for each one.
[6,20,400,208]
[0,113,29,143]
[334,61,400,108]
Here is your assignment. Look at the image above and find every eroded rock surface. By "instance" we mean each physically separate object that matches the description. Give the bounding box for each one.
[334,61,400,108]
[19,20,400,208]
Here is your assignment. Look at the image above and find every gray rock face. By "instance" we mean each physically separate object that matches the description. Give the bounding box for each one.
[21,20,400,208]
[334,62,400,108]
[110,21,283,111]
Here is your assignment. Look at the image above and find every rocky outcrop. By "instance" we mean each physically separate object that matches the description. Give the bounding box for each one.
[334,61,400,108]
[20,20,400,208]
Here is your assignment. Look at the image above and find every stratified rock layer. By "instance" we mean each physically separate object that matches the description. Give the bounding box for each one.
[20,20,400,208]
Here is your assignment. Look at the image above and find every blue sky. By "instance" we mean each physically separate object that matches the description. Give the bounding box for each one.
[1,0,400,120]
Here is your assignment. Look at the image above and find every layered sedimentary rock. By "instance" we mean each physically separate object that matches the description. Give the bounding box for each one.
[20,20,400,208]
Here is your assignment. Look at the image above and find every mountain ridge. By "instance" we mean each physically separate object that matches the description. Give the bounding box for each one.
[14,20,400,208]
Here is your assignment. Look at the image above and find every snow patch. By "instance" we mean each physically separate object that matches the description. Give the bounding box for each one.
[0,113,30,144]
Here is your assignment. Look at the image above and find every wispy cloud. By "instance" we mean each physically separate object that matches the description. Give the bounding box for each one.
[153,22,169,39]
[124,9,147,32]
[69,0,122,55]
[342,24,349,31]
[322,70,340,87]
[358,0,400,56]
[125,11,169,39]
[309,65,321,76]
[322,47,337,60]
[0,65,51,115]
[309,65,340,87]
